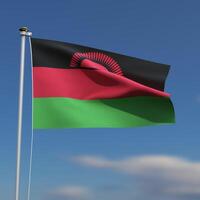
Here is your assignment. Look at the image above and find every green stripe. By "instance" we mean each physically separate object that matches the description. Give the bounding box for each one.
[33,96,175,129]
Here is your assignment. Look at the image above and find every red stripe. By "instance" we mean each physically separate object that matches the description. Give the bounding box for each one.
[33,67,170,99]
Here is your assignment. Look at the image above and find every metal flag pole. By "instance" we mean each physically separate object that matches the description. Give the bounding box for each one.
[27,34,34,200]
[15,27,32,200]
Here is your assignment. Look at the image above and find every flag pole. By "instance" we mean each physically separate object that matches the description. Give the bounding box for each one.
[15,27,32,200]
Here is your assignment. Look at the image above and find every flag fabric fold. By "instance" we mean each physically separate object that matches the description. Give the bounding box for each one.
[31,38,175,129]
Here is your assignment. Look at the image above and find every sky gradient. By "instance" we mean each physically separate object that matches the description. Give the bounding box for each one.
[0,0,200,200]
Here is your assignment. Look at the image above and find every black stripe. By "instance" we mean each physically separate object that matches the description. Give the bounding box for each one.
[31,38,170,91]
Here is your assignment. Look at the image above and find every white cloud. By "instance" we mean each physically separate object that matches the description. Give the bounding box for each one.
[51,185,91,199]
[72,155,112,168]
[72,155,200,198]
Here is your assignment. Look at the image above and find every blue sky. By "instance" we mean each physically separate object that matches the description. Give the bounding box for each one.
[0,0,200,200]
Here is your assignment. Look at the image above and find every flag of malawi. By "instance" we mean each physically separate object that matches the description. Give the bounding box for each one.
[31,38,175,129]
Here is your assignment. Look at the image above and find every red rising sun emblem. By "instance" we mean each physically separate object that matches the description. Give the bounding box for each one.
[70,52,123,76]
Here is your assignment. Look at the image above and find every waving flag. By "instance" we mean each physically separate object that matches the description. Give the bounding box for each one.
[31,38,175,128]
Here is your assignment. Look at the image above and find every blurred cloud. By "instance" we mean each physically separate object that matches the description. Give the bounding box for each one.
[72,155,200,199]
[197,95,200,103]
[49,185,91,200]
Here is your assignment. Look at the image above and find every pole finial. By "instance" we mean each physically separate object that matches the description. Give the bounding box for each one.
[19,27,29,32]
[19,27,32,37]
